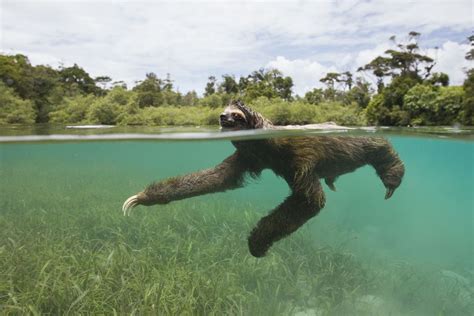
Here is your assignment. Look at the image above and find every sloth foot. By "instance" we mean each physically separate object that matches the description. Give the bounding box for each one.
[248,239,270,258]
[122,194,139,216]
[248,230,273,258]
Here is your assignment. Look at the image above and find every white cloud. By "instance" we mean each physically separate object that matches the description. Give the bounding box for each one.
[266,56,337,95]
[1,0,472,94]
[427,41,472,85]
[354,43,392,71]
[267,40,471,95]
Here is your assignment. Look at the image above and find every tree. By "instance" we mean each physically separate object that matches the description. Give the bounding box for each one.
[319,72,342,101]
[0,82,36,124]
[403,85,464,125]
[163,73,174,91]
[87,98,121,125]
[49,94,95,124]
[461,69,474,125]
[403,84,438,125]
[273,75,293,100]
[366,94,385,124]
[340,71,353,90]
[319,72,340,89]
[30,65,61,122]
[204,76,216,96]
[59,64,100,95]
[465,34,474,61]
[460,35,474,125]
[112,81,127,89]
[199,93,223,108]
[0,54,69,122]
[382,75,421,109]
[95,76,112,91]
[133,72,163,107]
[182,90,199,106]
[347,77,372,108]
[435,86,464,125]
[105,86,132,106]
[219,75,239,94]
[0,54,34,99]
[384,32,434,79]
[238,76,249,92]
[357,57,393,92]
[427,72,449,87]
[243,68,293,101]
[358,32,435,91]
[357,31,444,125]
[304,88,324,105]
[162,89,182,106]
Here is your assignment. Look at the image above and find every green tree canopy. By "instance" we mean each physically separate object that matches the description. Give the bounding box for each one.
[319,72,341,89]
[243,69,293,101]
[304,88,324,105]
[94,76,112,92]
[133,72,163,107]
[59,64,101,96]
[358,32,436,93]
[0,82,36,124]
[204,76,217,96]
[219,75,239,94]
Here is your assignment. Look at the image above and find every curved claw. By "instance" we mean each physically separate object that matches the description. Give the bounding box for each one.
[327,183,337,192]
[324,178,337,192]
[385,188,395,200]
[122,195,139,216]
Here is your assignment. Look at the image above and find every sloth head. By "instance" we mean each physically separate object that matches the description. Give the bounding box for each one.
[220,100,273,130]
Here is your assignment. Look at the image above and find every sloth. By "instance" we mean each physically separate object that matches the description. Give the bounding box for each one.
[122,100,405,257]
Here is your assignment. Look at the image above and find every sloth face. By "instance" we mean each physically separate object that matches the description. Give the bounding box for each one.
[219,107,249,130]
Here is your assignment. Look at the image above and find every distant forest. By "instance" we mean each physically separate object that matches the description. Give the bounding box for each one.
[1,32,473,126]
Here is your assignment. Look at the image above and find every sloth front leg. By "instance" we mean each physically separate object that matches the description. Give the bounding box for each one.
[248,182,325,257]
[122,152,250,215]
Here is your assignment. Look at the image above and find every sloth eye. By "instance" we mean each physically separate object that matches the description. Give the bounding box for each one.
[232,113,245,121]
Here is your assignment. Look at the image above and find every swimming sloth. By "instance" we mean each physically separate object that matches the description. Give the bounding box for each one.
[123,100,405,257]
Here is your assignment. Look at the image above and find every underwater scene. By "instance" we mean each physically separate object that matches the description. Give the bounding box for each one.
[0,127,473,315]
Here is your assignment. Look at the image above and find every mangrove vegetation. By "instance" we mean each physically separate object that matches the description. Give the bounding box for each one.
[1,33,473,126]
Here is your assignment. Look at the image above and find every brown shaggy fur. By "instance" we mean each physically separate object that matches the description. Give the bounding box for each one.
[129,100,405,257]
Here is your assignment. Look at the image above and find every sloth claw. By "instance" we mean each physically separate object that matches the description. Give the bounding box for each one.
[122,195,139,216]
[325,178,337,191]
[385,188,395,199]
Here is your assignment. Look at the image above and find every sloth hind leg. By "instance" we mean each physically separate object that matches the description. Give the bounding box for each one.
[248,182,325,257]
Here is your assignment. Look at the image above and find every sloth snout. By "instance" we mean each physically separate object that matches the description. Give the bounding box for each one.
[220,114,233,124]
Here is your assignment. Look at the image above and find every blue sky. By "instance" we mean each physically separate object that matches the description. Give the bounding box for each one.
[1,0,472,95]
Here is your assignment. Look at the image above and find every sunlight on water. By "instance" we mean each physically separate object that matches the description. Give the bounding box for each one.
[0,127,473,315]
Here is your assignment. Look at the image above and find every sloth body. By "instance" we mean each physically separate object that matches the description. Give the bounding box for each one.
[123,101,404,257]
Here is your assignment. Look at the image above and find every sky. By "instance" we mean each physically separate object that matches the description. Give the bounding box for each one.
[1,0,472,95]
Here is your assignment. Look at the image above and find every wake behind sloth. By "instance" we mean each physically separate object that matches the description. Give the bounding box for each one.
[123,100,405,257]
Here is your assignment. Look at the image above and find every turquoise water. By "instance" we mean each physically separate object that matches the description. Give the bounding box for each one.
[0,128,473,315]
